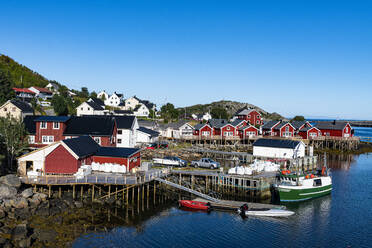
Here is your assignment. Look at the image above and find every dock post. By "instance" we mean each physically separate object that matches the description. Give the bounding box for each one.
[108,185,111,198]
[58,186,62,198]
[73,185,75,200]
[115,186,118,200]
[126,186,129,206]
[153,182,156,204]
[132,187,135,205]
[48,185,51,198]
[92,185,95,201]
[81,185,83,200]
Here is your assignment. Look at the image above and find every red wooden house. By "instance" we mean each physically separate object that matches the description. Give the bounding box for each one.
[315,121,353,138]
[273,122,295,137]
[238,125,259,139]
[92,147,141,171]
[234,108,263,126]
[193,123,213,137]
[291,121,312,133]
[24,116,117,148]
[298,126,322,139]
[25,136,141,175]
[262,120,281,136]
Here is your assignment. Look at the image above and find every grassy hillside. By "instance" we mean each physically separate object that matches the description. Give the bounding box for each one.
[180,100,284,121]
[0,54,50,88]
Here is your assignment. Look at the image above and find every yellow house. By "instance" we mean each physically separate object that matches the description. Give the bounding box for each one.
[0,100,34,120]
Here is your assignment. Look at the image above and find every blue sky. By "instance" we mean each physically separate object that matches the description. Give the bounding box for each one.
[1,0,372,119]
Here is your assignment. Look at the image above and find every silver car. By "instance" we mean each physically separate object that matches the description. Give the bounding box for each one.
[191,158,220,169]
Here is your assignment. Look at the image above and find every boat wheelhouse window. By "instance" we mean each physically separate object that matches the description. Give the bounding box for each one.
[314,179,322,186]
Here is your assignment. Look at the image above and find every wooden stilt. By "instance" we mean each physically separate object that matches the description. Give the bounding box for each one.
[81,185,83,199]
[48,185,51,198]
[73,185,75,199]
[58,186,61,198]
[92,185,95,201]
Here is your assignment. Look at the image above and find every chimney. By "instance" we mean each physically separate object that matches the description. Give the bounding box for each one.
[333,120,336,125]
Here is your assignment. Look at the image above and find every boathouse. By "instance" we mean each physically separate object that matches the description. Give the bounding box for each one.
[314,121,353,138]
[18,136,141,175]
[233,108,263,126]
[253,139,305,158]
[298,126,322,139]
[238,125,259,139]
[193,123,213,137]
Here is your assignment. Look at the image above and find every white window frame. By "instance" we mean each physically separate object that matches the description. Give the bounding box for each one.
[202,131,210,136]
[224,131,234,137]
[117,139,122,144]
[40,122,47,129]
[94,137,101,145]
[28,135,35,144]
[53,122,60,129]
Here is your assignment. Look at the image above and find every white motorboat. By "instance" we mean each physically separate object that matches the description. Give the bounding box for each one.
[237,204,294,217]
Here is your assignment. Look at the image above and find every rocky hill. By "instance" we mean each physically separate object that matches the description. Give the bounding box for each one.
[179,100,284,120]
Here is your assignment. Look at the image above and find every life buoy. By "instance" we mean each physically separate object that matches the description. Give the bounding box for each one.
[310,174,315,178]
[305,175,309,179]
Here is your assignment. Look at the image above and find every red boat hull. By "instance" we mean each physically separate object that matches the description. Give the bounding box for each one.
[178,200,210,210]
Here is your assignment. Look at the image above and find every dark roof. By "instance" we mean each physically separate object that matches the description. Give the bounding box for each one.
[137,127,159,137]
[138,120,157,129]
[34,116,71,122]
[95,147,140,158]
[114,116,136,129]
[194,123,210,130]
[299,126,319,132]
[63,116,115,136]
[314,121,350,131]
[10,100,34,113]
[62,136,100,158]
[113,110,133,115]
[239,125,258,131]
[89,98,105,106]
[235,108,255,116]
[208,119,229,128]
[253,139,301,149]
[164,120,191,130]
[23,115,40,134]
[231,119,245,127]
[113,92,123,98]
[262,120,280,130]
[273,121,292,131]
[86,101,104,111]
[291,121,308,130]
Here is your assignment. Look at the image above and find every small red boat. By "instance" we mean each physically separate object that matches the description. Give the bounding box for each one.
[178,200,210,211]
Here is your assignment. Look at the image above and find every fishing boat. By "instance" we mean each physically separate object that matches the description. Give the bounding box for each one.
[178,200,210,211]
[238,204,294,217]
[276,154,332,202]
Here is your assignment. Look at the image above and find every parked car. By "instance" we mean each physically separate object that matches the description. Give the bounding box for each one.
[153,156,187,167]
[146,143,157,150]
[191,158,220,169]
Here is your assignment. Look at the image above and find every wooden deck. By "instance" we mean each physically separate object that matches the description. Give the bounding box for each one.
[20,169,170,186]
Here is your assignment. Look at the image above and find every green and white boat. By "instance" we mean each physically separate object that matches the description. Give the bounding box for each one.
[276,171,332,202]
[276,153,332,202]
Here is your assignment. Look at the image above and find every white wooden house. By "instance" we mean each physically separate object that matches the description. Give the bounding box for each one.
[253,139,305,159]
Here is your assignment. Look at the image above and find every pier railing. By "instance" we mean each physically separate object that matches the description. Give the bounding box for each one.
[20,168,171,186]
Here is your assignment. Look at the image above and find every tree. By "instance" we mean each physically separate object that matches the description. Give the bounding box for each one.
[51,95,68,116]
[0,69,15,105]
[58,85,69,98]
[149,109,156,120]
[0,115,29,171]
[160,103,179,122]
[99,94,106,101]
[292,115,305,122]
[211,107,228,119]
[90,91,97,99]
[80,87,89,98]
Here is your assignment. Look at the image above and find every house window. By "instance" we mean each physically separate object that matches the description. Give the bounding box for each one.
[247,115,250,118]
[118,139,122,144]
[40,122,47,129]
[118,130,122,135]
[94,137,101,144]
[256,120,260,124]
[53,122,60,129]
[4,108,7,112]
[202,131,210,136]
[227,127,230,130]
[12,107,16,112]
[224,131,233,136]
[87,107,90,111]
[42,136,54,143]
[81,107,83,110]
[345,127,348,132]
[257,115,259,118]
[28,136,35,144]
[285,126,289,132]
